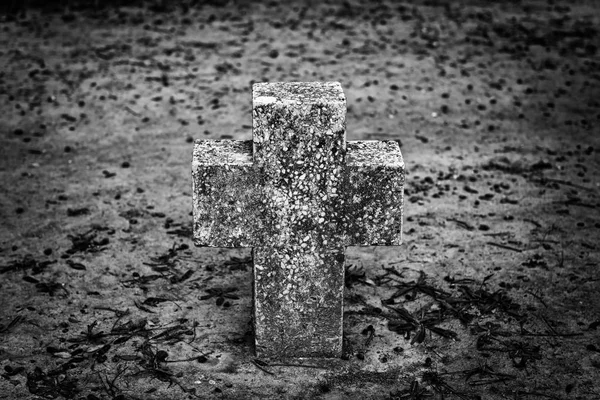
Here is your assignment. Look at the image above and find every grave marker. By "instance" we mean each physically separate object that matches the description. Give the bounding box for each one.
[192,82,405,358]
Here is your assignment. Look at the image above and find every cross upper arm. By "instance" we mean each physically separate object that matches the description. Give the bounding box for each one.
[192,139,405,248]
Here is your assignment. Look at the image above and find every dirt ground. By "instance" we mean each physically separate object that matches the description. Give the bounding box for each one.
[0,0,599,399]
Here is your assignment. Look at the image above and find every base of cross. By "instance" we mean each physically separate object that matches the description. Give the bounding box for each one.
[193,82,404,359]
[253,246,345,358]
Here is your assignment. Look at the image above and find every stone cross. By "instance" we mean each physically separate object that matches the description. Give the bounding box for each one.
[192,82,404,359]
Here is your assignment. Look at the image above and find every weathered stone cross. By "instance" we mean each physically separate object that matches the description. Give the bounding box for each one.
[192,82,404,359]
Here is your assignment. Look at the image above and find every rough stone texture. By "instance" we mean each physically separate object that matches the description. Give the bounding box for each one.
[192,82,404,359]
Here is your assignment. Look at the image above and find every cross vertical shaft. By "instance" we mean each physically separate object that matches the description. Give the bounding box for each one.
[252,82,347,357]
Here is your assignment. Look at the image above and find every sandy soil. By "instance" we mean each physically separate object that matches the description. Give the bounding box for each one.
[0,0,599,399]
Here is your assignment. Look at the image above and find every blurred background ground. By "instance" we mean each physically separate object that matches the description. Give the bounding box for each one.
[0,0,599,399]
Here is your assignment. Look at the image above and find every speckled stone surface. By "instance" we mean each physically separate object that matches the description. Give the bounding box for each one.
[192,82,405,359]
